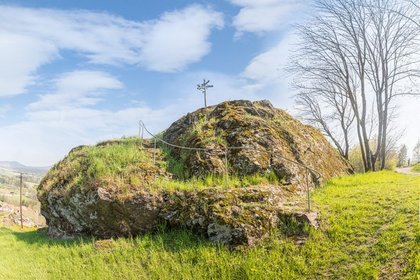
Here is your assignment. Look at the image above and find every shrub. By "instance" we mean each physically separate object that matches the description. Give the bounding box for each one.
[412,164,420,172]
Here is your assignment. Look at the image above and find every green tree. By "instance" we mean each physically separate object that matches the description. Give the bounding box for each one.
[413,140,420,163]
[397,145,408,167]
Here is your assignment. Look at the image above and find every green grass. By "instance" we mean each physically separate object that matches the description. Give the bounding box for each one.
[38,137,165,199]
[149,171,282,192]
[39,137,284,199]
[2,171,419,279]
[412,164,420,172]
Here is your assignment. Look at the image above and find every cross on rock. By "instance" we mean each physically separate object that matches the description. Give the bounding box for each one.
[197,79,213,108]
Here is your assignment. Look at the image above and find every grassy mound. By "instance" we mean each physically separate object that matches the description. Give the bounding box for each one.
[38,137,169,201]
[4,171,419,279]
[411,163,420,172]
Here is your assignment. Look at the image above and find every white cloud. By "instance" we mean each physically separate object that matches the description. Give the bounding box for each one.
[0,91,208,165]
[28,71,123,110]
[0,33,58,97]
[243,33,296,82]
[0,105,11,118]
[0,5,223,97]
[240,32,298,109]
[139,5,224,71]
[230,0,302,36]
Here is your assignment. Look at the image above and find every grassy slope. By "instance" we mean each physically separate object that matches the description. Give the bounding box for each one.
[1,171,419,280]
[412,164,420,172]
[39,137,284,199]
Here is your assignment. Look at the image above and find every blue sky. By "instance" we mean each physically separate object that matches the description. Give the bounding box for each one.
[0,0,418,166]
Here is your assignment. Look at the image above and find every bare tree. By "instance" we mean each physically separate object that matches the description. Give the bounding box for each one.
[295,81,355,159]
[291,0,420,172]
[362,0,420,169]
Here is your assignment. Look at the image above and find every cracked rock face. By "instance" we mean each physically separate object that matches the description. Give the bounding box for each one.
[37,100,349,247]
[41,187,162,239]
[39,177,317,248]
[160,187,284,247]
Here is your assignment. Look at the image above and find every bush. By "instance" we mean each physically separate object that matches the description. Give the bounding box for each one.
[348,144,398,172]
[348,146,364,173]
[412,164,420,172]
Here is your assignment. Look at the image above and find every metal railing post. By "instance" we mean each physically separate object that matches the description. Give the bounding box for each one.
[225,147,229,188]
[139,121,144,148]
[306,167,311,212]
[153,138,157,165]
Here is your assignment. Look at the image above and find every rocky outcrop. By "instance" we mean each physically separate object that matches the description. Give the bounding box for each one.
[43,188,164,238]
[37,138,169,238]
[163,100,351,190]
[38,100,350,247]
[39,177,316,247]
[160,186,317,247]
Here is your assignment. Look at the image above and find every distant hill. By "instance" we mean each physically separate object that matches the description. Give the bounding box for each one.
[0,161,49,175]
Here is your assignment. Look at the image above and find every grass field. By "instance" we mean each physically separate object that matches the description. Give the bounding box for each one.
[0,171,419,279]
[412,164,420,173]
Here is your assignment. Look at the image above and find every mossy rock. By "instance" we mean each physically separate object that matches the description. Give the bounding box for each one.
[37,100,348,247]
[37,138,169,238]
[162,100,352,189]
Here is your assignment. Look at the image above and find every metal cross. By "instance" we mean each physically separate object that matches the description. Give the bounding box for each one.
[197,79,213,108]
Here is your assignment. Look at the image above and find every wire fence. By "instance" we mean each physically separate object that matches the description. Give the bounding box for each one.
[139,120,321,212]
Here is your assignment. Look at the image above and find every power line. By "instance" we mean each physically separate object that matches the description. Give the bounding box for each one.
[19,172,23,229]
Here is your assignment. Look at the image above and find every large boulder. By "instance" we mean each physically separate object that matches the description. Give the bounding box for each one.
[163,100,351,189]
[37,138,169,238]
[38,100,350,246]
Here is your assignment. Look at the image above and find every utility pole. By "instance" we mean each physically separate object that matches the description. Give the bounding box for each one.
[19,173,23,229]
[197,79,213,108]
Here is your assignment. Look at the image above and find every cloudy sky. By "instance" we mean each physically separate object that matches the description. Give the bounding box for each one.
[0,0,419,166]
